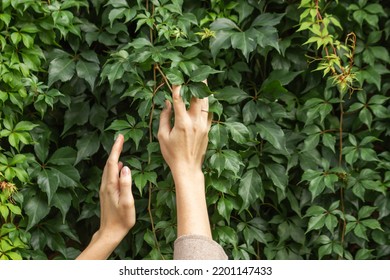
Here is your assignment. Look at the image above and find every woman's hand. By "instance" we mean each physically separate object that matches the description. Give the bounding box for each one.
[158,84,212,175]
[77,134,135,259]
[157,84,213,238]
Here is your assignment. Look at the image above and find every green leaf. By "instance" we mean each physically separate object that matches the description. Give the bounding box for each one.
[189,66,222,83]
[52,191,73,223]
[76,60,100,89]
[256,121,288,153]
[216,226,238,246]
[303,133,320,151]
[231,29,257,61]
[49,165,80,188]
[37,169,59,204]
[305,205,326,217]
[239,169,264,212]
[133,171,157,195]
[209,124,228,148]
[75,131,100,164]
[48,147,77,166]
[224,122,249,144]
[360,219,382,230]
[358,206,377,219]
[209,30,234,60]
[210,18,240,31]
[24,193,50,231]
[187,82,213,98]
[236,2,254,24]
[216,86,250,104]
[209,152,225,176]
[223,150,242,175]
[217,197,234,222]
[264,164,288,193]
[14,121,38,131]
[263,69,302,87]
[354,223,368,240]
[90,104,108,131]
[306,214,326,232]
[48,57,76,86]
[252,13,284,27]
[322,133,336,153]
[359,107,372,130]
[308,176,326,201]
[165,68,184,85]
[63,102,90,135]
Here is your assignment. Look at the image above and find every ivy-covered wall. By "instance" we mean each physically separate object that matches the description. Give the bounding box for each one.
[0,0,389,260]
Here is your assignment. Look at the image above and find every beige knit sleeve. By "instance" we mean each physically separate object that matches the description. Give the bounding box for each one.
[173,235,228,260]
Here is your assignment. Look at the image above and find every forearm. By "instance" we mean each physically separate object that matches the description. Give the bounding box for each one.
[76,231,122,260]
[172,169,212,238]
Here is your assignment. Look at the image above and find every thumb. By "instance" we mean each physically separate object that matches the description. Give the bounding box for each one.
[119,166,133,205]
[158,100,172,141]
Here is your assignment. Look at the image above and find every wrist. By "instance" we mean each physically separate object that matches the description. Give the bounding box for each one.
[92,229,125,247]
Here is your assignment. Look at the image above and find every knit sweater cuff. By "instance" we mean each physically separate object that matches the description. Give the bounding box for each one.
[173,235,228,260]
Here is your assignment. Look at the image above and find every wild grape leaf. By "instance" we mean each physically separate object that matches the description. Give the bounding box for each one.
[48,57,75,86]
[239,169,264,212]
[256,121,288,153]
[24,193,50,231]
[75,131,100,164]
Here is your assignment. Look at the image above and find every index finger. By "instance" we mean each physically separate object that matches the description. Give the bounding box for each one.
[107,134,124,164]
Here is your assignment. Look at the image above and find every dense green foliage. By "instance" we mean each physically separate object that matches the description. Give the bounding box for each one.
[0,0,389,260]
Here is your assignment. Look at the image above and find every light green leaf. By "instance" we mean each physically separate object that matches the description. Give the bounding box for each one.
[306,214,326,232]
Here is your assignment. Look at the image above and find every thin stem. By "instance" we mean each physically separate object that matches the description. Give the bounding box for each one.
[155,64,173,93]
[146,1,164,259]
[338,92,346,259]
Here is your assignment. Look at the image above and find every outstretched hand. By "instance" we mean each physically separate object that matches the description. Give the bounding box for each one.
[98,134,135,240]
[77,134,135,259]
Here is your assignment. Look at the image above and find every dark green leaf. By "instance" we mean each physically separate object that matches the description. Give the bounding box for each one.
[224,122,249,144]
[256,121,288,153]
[76,60,100,89]
[48,57,76,86]
[239,169,264,211]
[75,131,100,164]
[24,193,50,231]
[189,66,222,83]
[52,191,73,223]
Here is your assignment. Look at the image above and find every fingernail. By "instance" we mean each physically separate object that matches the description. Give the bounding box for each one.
[122,166,130,175]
